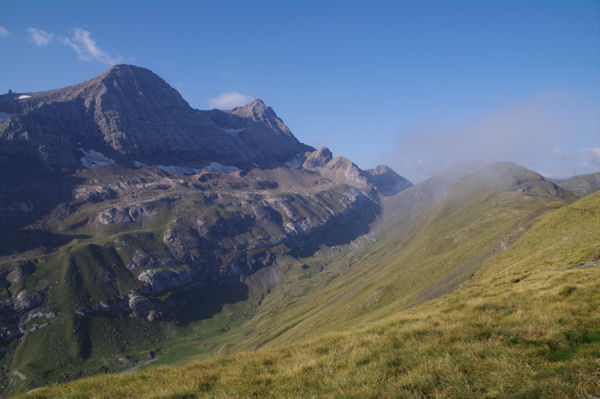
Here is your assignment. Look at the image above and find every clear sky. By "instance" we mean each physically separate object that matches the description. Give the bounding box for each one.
[1,0,599,182]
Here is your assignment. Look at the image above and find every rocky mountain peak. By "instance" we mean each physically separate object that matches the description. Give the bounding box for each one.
[229,99,271,119]
[94,64,190,109]
[365,165,412,196]
[303,146,333,169]
[213,98,296,139]
[0,65,313,173]
[460,162,575,201]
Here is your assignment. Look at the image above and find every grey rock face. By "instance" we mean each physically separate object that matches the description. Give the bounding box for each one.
[551,172,600,197]
[302,147,412,196]
[302,146,333,169]
[0,65,311,174]
[127,249,159,271]
[302,147,369,190]
[137,267,196,293]
[14,290,44,313]
[97,195,181,225]
[128,293,153,312]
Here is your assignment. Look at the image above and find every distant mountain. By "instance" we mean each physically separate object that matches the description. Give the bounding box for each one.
[364,165,413,196]
[551,172,600,197]
[302,146,412,196]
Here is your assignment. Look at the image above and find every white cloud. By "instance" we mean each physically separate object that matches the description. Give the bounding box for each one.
[581,147,600,168]
[208,91,254,109]
[0,25,8,38]
[62,28,122,65]
[27,27,53,47]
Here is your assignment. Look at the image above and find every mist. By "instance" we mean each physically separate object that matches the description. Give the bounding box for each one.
[385,90,600,183]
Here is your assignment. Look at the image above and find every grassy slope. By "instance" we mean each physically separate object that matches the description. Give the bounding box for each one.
[149,164,570,366]
[19,186,600,398]
[2,163,579,394]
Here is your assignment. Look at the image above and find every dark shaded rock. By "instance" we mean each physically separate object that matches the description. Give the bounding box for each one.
[137,267,196,293]
[128,293,154,313]
[127,249,158,271]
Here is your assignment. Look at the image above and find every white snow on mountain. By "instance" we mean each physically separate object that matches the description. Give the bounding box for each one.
[80,148,115,168]
[223,128,244,136]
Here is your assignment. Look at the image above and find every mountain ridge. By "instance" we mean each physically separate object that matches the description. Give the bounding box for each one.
[0,64,311,173]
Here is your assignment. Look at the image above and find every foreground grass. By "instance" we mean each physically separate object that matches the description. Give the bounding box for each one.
[18,192,600,397]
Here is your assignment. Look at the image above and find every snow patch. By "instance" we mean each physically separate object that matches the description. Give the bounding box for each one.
[223,128,244,136]
[133,161,148,168]
[17,95,31,100]
[285,157,302,169]
[80,148,115,168]
[202,162,239,174]
[0,112,10,122]
[155,162,239,176]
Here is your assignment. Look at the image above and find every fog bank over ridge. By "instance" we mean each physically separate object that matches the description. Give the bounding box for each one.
[382,90,600,182]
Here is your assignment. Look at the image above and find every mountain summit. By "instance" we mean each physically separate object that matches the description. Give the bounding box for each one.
[0,65,311,173]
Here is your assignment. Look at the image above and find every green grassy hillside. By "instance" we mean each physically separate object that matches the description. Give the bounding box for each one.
[145,163,571,366]
[19,183,600,398]
[2,163,580,395]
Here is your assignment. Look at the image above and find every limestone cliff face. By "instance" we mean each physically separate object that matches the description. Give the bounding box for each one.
[204,99,310,164]
[302,147,413,196]
[0,65,310,172]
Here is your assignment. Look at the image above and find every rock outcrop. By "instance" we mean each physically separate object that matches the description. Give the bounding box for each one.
[365,165,413,196]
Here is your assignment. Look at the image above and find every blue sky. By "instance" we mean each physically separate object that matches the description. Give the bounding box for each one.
[1,0,598,181]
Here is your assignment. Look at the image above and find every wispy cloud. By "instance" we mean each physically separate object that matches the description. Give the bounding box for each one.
[581,147,600,168]
[27,27,53,47]
[0,25,9,38]
[387,91,600,182]
[208,91,254,109]
[62,28,123,65]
